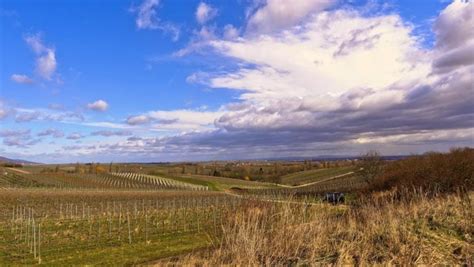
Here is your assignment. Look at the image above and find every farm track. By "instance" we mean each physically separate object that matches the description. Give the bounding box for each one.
[275,171,355,189]
[224,191,326,206]
[6,167,31,174]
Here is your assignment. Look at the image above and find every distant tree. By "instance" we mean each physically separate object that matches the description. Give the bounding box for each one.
[95,165,107,174]
[109,162,113,173]
[358,150,383,186]
[55,165,59,173]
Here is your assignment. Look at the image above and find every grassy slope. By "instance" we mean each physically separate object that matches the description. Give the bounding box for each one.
[280,166,356,186]
[177,192,474,265]
[4,166,277,192]
[0,230,211,265]
[174,174,281,190]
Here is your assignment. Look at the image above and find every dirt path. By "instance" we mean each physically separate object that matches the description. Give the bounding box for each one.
[224,171,356,205]
[274,171,355,189]
[6,167,31,174]
[292,171,355,188]
[225,191,324,206]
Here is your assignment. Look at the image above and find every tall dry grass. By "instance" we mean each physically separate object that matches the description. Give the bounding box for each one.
[172,190,473,266]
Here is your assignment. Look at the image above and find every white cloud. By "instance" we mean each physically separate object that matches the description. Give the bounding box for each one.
[131,0,180,41]
[149,109,221,126]
[246,0,334,34]
[0,109,7,120]
[434,0,474,51]
[0,129,37,148]
[196,2,217,24]
[133,0,160,29]
[195,26,217,40]
[208,10,430,102]
[11,74,33,84]
[6,1,474,162]
[432,0,474,73]
[0,129,31,137]
[126,115,150,125]
[91,130,132,137]
[15,112,41,122]
[126,109,223,132]
[25,34,48,54]
[168,2,472,157]
[36,50,57,80]
[223,24,239,39]
[87,100,109,112]
[37,128,64,138]
[66,132,83,140]
[25,34,57,80]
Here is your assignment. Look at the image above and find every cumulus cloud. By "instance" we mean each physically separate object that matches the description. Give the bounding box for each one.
[25,33,57,80]
[37,128,64,138]
[133,0,160,29]
[246,0,334,34]
[196,2,217,24]
[0,109,7,120]
[52,0,470,162]
[0,129,31,138]
[131,0,180,41]
[125,109,222,132]
[432,0,474,73]
[11,74,33,84]
[126,114,150,125]
[223,24,239,39]
[0,101,12,120]
[91,130,132,137]
[6,1,473,162]
[66,132,83,140]
[0,129,39,148]
[87,100,109,112]
[160,1,473,158]
[15,112,41,122]
[10,107,84,123]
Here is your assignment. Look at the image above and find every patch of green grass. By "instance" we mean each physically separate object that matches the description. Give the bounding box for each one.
[177,174,281,191]
[0,230,211,266]
[281,166,356,186]
[166,176,219,191]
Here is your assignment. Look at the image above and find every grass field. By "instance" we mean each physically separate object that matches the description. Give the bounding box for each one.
[280,166,356,186]
[176,174,281,190]
[0,188,239,265]
[1,149,471,265]
[176,191,473,265]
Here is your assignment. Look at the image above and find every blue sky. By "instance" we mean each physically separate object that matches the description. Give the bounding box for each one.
[1,0,473,163]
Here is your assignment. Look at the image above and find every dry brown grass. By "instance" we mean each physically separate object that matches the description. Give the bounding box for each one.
[165,190,473,266]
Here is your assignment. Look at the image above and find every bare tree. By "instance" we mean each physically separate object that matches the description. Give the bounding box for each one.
[358,150,383,185]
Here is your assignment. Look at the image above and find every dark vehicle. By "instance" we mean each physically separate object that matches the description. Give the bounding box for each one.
[323,192,345,204]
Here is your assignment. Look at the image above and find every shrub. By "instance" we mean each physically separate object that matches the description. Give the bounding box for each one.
[369,147,474,195]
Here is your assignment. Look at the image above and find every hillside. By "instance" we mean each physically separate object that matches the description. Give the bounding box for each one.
[0,156,39,165]
[280,166,356,186]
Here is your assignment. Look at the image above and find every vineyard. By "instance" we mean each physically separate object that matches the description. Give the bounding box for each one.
[0,189,243,265]
[0,168,207,191]
[242,172,367,200]
[0,164,368,265]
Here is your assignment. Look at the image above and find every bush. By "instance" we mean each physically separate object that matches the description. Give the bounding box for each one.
[369,147,474,195]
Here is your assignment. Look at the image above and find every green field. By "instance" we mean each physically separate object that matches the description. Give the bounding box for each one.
[0,188,239,265]
[176,174,281,190]
[280,166,356,186]
[0,164,366,265]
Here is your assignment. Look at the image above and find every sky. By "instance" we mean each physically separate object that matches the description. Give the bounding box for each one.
[0,0,473,163]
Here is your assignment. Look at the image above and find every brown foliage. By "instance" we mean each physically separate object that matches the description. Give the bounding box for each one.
[370,147,474,194]
[173,191,473,266]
